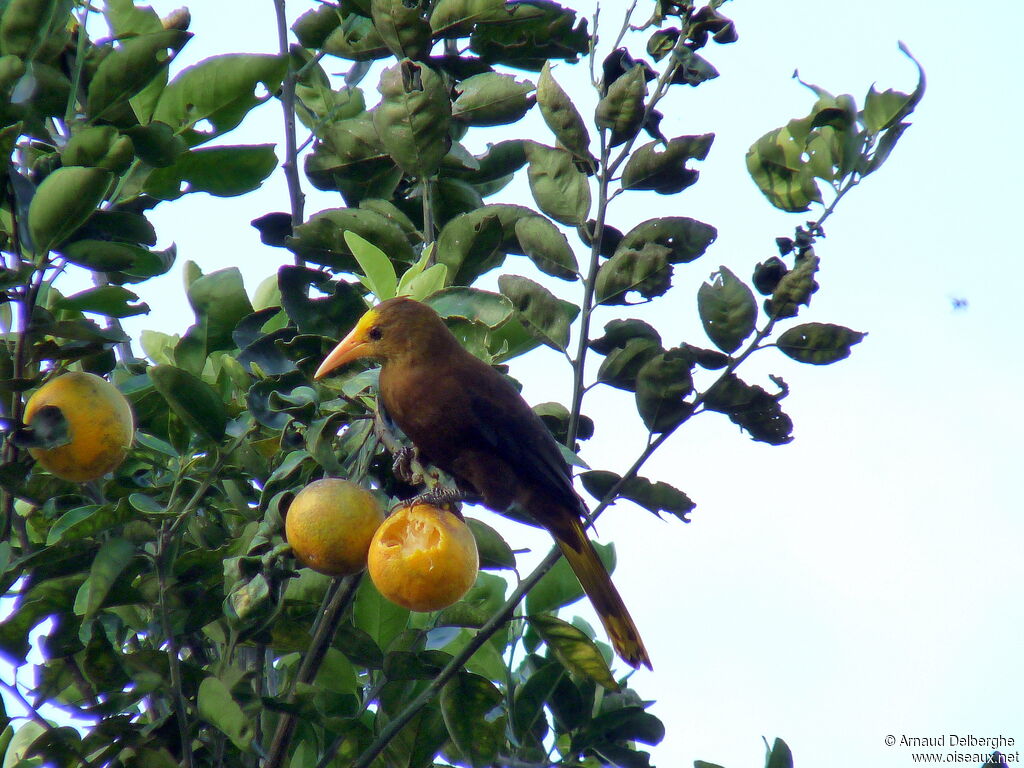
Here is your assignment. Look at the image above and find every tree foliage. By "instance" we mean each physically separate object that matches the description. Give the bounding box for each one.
[0,2,924,768]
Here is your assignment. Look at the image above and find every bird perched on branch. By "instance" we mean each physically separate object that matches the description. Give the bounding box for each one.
[315,296,651,670]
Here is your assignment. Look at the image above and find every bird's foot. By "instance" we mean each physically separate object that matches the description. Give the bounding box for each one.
[394,486,481,520]
[392,445,421,485]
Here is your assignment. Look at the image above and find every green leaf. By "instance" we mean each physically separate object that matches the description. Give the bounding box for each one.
[647,28,678,61]
[57,240,148,272]
[425,287,514,328]
[767,251,819,319]
[528,614,619,690]
[430,0,508,37]
[440,672,505,767]
[862,43,926,134]
[186,266,254,353]
[75,209,157,246]
[635,350,694,432]
[511,660,563,742]
[149,365,228,443]
[590,706,665,746]
[289,207,415,271]
[704,374,793,445]
[581,470,695,521]
[27,166,112,255]
[1,721,47,768]
[622,134,714,194]
[765,738,794,768]
[62,126,133,173]
[595,245,672,305]
[596,337,663,391]
[452,71,536,127]
[698,266,757,354]
[526,541,615,615]
[469,1,588,69]
[198,676,253,751]
[0,572,84,662]
[746,125,823,212]
[354,577,410,653]
[344,230,399,301]
[465,518,516,570]
[403,263,447,301]
[616,216,717,265]
[590,318,661,355]
[322,8,390,61]
[54,286,149,319]
[291,5,341,48]
[371,0,432,59]
[537,60,593,164]
[776,322,865,364]
[87,29,191,121]
[372,59,451,177]
[152,54,288,147]
[435,209,504,286]
[534,401,593,443]
[498,275,578,352]
[595,64,647,146]
[144,144,278,199]
[523,141,590,226]
[46,501,134,546]
[73,537,136,622]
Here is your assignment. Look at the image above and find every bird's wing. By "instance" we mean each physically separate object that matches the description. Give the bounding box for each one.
[463,373,584,516]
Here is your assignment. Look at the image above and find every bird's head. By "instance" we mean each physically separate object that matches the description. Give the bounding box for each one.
[314,296,452,379]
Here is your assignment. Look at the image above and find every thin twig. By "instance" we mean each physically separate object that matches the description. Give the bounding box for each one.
[0,202,44,547]
[566,134,611,445]
[157,523,196,768]
[0,676,102,768]
[348,546,562,768]
[272,0,306,265]
[422,178,436,249]
[263,573,362,768]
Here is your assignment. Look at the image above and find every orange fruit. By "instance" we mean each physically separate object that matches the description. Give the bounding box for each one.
[285,478,386,577]
[24,371,134,482]
[367,503,479,612]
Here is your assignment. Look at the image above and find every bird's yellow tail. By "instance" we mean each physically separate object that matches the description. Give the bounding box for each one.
[554,517,652,670]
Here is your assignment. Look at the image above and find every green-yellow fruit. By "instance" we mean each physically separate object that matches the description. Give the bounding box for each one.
[285,479,386,576]
[24,371,134,482]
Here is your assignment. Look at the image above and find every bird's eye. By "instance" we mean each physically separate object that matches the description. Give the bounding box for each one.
[368,326,383,341]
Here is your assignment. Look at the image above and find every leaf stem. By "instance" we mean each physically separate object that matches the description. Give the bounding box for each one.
[64,3,92,126]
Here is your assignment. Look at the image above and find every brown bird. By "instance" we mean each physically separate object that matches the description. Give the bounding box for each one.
[315,296,651,669]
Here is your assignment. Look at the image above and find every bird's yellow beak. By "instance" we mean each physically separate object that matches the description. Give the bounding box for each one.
[314,310,377,379]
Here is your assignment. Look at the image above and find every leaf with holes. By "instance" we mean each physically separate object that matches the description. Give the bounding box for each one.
[777,322,865,365]
[698,267,756,353]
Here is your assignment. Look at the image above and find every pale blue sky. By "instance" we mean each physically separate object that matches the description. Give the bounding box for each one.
[13,2,1024,767]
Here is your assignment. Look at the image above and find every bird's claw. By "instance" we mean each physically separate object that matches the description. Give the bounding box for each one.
[392,445,420,485]
[395,486,479,520]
